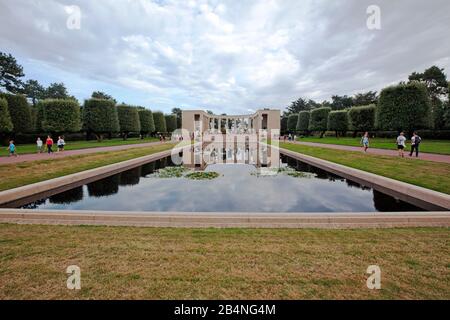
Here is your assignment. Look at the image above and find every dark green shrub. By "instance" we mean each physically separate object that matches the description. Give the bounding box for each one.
[38,99,81,133]
[309,107,331,137]
[138,109,155,137]
[83,98,120,141]
[348,104,376,134]
[0,93,32,133]
[117,104,140,139]
[153,111,166,133]
[327,110,348,137]
[0,97,13,133]
[377,82,431,133]
[165,114,177,133]
[287,114,298,132]
[296,111,310,133]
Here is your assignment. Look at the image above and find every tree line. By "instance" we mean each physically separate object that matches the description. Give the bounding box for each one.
[283,66,450,137]
[0,52,181,142]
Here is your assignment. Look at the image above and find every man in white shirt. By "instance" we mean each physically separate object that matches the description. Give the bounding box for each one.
[396,132,406,158]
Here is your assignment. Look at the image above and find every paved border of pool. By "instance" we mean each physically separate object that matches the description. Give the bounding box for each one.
[0,209,449,228]
[279,148,450,211]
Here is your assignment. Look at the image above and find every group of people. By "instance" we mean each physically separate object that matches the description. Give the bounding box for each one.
[282,134,297,142]
[7,136,66,157]
[360,131,422,158]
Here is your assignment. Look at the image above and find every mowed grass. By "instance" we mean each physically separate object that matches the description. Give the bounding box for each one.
[0,224,448,299]
[297,136,450,155]
[0,137,159,157]
[280,142,450,194]
[0,143,174,191]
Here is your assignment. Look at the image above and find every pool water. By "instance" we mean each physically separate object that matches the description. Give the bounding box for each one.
[22,155,423,212]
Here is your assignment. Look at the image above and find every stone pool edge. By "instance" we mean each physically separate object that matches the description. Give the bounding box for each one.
[278,147,450,211]
[0,209,449,229]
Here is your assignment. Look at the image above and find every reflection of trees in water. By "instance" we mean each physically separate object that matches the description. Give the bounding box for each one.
[141,162,156,177]
[87,175,120,197]
[119,167,142,186]
[22,198,47,209]
[49,186,84,204]
[346,179,371,191]
[373,190,423,212]
[282,155,342,181]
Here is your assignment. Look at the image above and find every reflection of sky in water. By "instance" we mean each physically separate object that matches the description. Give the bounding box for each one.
[25,158,422,213]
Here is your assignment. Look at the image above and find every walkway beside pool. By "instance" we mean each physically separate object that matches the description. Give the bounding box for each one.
[0,141,168,165]
[288,141,450,164]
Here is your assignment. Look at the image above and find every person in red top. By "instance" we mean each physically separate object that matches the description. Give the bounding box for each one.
[46,135,54,154]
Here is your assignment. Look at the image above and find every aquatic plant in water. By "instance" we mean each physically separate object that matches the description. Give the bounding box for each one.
[185,171,220,180]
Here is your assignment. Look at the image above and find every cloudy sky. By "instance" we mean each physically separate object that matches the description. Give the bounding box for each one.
[1,0,449,114]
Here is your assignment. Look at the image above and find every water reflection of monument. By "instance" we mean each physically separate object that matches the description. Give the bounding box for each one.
[182,139,279,170]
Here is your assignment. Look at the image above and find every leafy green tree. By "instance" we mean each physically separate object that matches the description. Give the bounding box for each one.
[38,99,81,133]
[327,110,348,137]
[296,111,310,134]
[153,111,167,133]
[117,104,141,140]
[377,82,431,134]
[44,82,77,101]
[352,91,377,106]
[348,105,376,136]
[171,107,182,128]
[138,109,155,138]
[309,107,331,138]
[23,79,45,106]
[83,98,120,141]
[0,97,13,133]
[91,91,116,103]
[165,114,177,133]
[285,98,319,116]
[331,95,353,110]
[280,116,288,135]
[0,93,32,133]
[0,52,24,93]
[287,114,298,132]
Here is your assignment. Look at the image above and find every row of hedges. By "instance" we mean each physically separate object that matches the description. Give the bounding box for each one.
[0,93,179,142]
[288,81,447,137]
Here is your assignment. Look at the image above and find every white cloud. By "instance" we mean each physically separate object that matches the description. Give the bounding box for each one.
[0,0,449,114]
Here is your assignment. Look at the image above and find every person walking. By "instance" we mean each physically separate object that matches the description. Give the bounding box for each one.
[36,137,43,153]
[57,136,65,152]
[410,132,422,158]
[7,140,18,157]
[396,132,406,158]
[46,135,54,154]
[361,132,370,152]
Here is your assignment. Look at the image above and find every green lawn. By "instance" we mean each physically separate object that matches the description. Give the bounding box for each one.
[0,137,159,157]
[0,224,448,299]
[296,136,450,155]
[0,143,174,191]
[280,142,450,194]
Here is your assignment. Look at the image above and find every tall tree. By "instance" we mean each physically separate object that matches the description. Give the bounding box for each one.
[171,107,182,128]
[44,82,69,99]
[352,91,377,106]
[23,79,45,106]
[0,52,24,93]
[331,95,353,110]
[91,91,116,103]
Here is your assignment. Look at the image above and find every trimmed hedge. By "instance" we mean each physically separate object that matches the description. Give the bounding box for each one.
[38,99,81,133]
[153,111,166,133]
[0,93,32,133]
[309,107,331,137]
[348,104,376,132]
[165,114,177,133]
[327,110,348,136]
[0,97,13,133]
[377,82,431,133]
[138,109,155,135]
[117,104,141,138]
[296,111,310,132]
[287,114,298,132]
[83,98,120,141]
